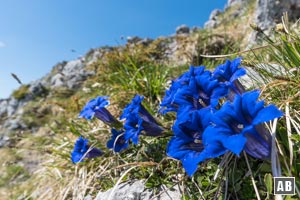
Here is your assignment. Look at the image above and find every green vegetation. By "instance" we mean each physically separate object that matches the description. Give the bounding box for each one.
[12,84,30,100]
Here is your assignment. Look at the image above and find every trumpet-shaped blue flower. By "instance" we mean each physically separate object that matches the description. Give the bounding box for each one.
[160,66,227,114]
[167,108,221,176]
[212,57,246,96]
[203,90,283,159]
[71,136,102,163]
[79,96,120,127]
[120,95,164,144]
[107,129,129,152]
[213,57,246,84]
[167,135,227,176]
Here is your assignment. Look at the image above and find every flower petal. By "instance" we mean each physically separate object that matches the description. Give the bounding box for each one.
[244,131,271,159]
[182,141,227,176]
[229,68,246,82]
[253,104,283,125]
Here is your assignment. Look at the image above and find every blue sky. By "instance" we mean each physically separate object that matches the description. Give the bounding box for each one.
[0,0,227,98]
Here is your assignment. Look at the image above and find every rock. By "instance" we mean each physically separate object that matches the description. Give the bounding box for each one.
[137,38,153,46]
[176,25,190,35]
[63,60,84,75]
[95,180,144,200]
[84,195,93,200]
[204,9,222,29]
[49,59,94,90]
[249,0,300,44]
[204,20,218,29]
[226,0,248,8]
[3,117,27,130]
[127,36,143,44]
[95,180,182,200]
[7,98,19,117]
[85,49,101,65]
[209,9,222,20]
[0,99,8,117]
[240,63,289,89]
[191,26,200,33]
[29,81,48,97]
[0,135,10,147]
[50,73,65,88]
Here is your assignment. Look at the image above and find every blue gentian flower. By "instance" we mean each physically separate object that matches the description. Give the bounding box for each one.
[120,95,164,144]
[107,129,129,152]
[203,90,283,159]
[213,57,245,84]
[167,135,227,176]
[167,108,221,176]
[79,96,120,127]
[160,66,227,114]
[71,136,102,163]
[212,57,246,96]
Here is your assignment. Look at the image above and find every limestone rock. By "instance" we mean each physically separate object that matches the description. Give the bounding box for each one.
[127,36,143,44]
[176,24,190,35]
[95,180,182,200]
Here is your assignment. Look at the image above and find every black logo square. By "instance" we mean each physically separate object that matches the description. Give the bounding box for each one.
[274,177,295,195]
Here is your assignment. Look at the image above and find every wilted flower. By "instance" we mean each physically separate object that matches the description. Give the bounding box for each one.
[203,90,283,159]
[120,95,164,144]
[107,129,129,152]
[71,136,102,163]
[79,96,121,127]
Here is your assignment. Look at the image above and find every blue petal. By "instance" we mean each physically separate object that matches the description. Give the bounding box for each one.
[203,126,245,156]
[167,136,195,160]
[107,129,129,152]
[244,131,271,159]
[222,133,246,155]
[230,68,246,82]
[86,148,103,158]
[71,151,84,163]
[230,57,242,73]
[182,141,227,176]
[253,104,283,125]
[182,152,205,176]
[241,90,261,118]
[79,108,94,120]
[79,96,110,120]
[210,85,228,107]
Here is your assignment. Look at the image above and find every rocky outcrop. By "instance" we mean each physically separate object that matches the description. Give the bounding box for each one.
[204,9,222,29]
[0,56,96,144]
[255,0,300,33]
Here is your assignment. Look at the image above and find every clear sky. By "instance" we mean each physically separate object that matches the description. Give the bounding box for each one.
[0,0,227,99]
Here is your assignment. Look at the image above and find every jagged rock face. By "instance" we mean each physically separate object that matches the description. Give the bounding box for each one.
[204,9,222,29]
[0,97,26,118]
[255,0,300,32]
[0,56,95,140]
[205,0,249,29]
[245,0,300,45]
[50,59,95,89]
